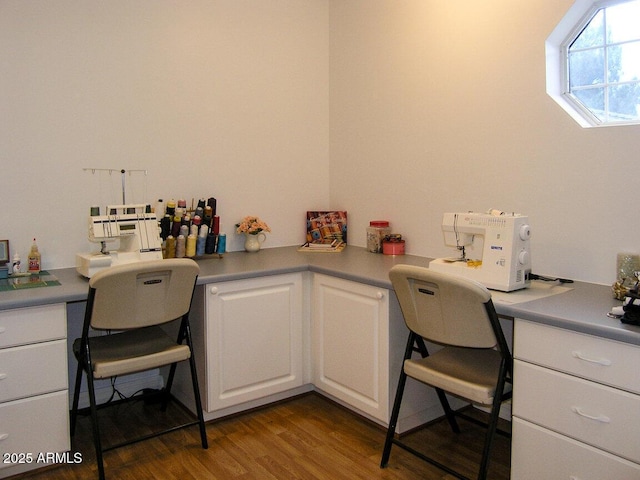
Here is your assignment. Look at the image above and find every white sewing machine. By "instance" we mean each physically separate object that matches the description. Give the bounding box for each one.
[429,211,532,292]
[76,204,163,278]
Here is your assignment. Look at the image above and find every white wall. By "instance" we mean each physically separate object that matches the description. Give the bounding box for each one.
[329,0,640,285]
[2,1,638,286]
[0,0,330,267]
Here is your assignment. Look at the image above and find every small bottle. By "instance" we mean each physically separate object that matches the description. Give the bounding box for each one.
[367,221,391,253]
[12,253,21,274]
[27,238,41,273]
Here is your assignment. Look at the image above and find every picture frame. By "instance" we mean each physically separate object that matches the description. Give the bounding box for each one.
[0,240,8,265]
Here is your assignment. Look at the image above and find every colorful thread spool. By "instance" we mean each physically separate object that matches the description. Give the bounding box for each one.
[171,216,182,237]
[186,234,196,258]
[217,233,226,254]
[205,234,216,254]
[165,236,176,258]
[196,236,206,256]
[175,235,186,258]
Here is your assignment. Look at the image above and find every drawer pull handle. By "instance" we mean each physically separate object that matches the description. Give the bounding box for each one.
[571,406,610,423]
[571,351,612,366]
[0,327,5,334]
[0,373,6,380]
[0,433,8,441]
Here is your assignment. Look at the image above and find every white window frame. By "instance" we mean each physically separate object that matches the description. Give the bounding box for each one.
[546,0,640,127]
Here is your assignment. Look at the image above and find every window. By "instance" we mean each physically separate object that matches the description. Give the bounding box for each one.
[546,0,640,127]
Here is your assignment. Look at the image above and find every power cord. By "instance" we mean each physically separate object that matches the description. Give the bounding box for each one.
[529,273,574,284]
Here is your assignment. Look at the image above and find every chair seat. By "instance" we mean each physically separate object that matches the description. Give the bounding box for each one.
[404,346,502,405]
[74,326,191,379]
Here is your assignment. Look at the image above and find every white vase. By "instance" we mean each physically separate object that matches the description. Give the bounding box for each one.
[244,232,266,252]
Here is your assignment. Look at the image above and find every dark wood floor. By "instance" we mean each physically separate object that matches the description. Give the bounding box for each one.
[15,393,510,480]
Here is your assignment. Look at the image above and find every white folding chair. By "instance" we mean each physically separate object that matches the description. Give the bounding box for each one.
[381,265,512,480]
[70,259,208,480]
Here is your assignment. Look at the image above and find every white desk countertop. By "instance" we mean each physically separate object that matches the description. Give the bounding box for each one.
[1,245,637,346]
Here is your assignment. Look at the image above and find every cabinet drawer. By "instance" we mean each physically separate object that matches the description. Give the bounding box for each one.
[0,390,70,470]
[0,340,68,402]
[514,319,640,394]
[511,417,640,479]
[0,304,66,349]
[513,360,640,463]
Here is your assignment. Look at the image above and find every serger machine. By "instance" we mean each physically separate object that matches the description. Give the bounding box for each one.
[76,204,163,278]
[429,211,532,292]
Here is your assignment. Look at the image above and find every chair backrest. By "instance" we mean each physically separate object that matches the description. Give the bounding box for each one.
[389,264,497,348]
[87,258,199,330]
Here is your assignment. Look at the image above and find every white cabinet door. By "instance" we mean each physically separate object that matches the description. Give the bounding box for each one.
[312,274,389,422]
[205,273,304,412]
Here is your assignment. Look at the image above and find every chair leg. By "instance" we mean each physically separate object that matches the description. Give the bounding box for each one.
[381,368,408,467]
[160,362,178,412]
[477,362,509,480]
[180,317,208,450]
[188,352,208,449]
[435,387,461,434]
[86,372,106,480]
[161,316,185,411]
[381,331,417,468]
[70,359,84,436]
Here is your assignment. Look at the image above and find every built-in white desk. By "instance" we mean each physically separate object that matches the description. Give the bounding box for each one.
[0,246,634,344]
[1,246,638,478]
